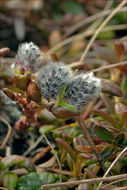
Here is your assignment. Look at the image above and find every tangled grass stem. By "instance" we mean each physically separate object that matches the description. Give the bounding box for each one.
[0,116,12,150]
[41,174,127,189]
[97,147,127,190]
[79,0,127,63]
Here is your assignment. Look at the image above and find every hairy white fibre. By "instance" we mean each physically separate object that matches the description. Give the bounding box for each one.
[63,72,101,112]
[36,61,73,100]
[15,42,41,73]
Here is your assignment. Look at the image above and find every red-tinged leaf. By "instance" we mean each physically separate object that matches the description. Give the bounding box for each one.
[93,109,122,130]
[51,105,77,119]
[122,112,127,130]
[74,144,105,153]
[73,137,88,147]
[0,47,10,57]
[94,126,113,144]
[67,153,73,170]
[115,41,125,61]
[56,138,76,163]
[114,102,127,119]
[78,153,92,160]
[26,80,42,103]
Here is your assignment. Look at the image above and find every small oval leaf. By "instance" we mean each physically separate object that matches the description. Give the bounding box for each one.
[101,146,114,158]
[94,126,114,144]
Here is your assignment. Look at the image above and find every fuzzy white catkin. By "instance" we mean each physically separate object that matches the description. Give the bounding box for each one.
[15,42,41,73]
[63,72,101,112]
[36,61,73,100]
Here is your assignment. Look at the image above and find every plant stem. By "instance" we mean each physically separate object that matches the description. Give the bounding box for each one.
[76,115,103,164]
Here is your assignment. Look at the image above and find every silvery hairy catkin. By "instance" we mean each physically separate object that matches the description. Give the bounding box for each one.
[36,61,73,100]
[63,72,101,112]
[15,42,41,73]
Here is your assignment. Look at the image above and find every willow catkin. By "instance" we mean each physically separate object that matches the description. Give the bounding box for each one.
[15,42,41,73]
[36,61,73,100]
[63,72,101,112]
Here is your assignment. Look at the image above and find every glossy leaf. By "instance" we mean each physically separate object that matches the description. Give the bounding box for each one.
[94,126,113,144]
[114,133,125,145]
[14,73,31,91]
[101,146,114,158]
[115,41,125,61]
[39,125,56,134]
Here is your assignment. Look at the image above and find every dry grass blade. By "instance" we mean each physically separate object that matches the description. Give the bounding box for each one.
[45,23,127,57]
[63,6,126,38]
[41,132,62,187]
[102,177,127,189]
[97,147,127,190]
[79,0,127,63]
[90,61,127,73]
[41,174,127,189]
[0,116,12,149]
[23,134,44,156]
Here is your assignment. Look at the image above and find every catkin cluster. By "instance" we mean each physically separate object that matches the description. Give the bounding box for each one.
[14,42,101,112]
[37,62,101,112]
[15,42,41,73]
[36,61,73,100]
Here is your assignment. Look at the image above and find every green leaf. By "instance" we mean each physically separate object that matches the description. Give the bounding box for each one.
[101,146,114,158]
[94,126,114,144]
[39,125,56,134]
[120,157,127,168]
[59,101,77,113]
[93,110,122,130]
[57,85,67,105]
[17,172,67,190]
[0,155,25,172]
[2,172,18,190]
[98,30,115,40]
[0,155,35,172]
[121,77,127,94]
[114,133,125,145]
